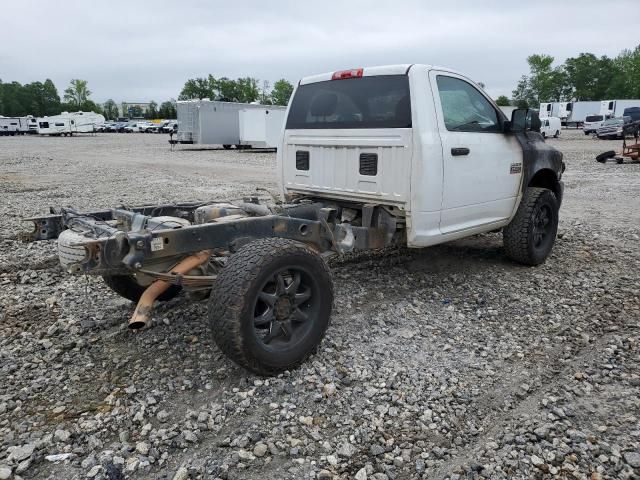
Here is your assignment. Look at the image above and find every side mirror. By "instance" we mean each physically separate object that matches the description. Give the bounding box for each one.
[510,109,541,133]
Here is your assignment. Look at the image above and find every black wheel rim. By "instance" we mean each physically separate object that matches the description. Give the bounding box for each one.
[252,267,319,350]
[532,204,553,250]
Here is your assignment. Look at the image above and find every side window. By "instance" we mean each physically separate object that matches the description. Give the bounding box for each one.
[436,75,500,132]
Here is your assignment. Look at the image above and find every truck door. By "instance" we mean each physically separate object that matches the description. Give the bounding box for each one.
[430,71,522,234]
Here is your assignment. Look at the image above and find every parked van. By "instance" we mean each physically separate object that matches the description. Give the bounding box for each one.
[540,116,561,138]
[583,114,605,135]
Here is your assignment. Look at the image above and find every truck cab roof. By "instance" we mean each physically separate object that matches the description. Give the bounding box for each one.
[299,64,463,85]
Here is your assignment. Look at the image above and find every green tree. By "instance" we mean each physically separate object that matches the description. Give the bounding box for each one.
[42,79,61,115]
[606,45,640,98]
[158,100,176,119]
[146,101,158,119]
[564,53,615,100]
[236,77,259,103]
[512,54,569,106]
[103,99,119,120]
[271,79,294,106]
[495,95,511,106]
[179,77,212,100]
[63,79,92,108]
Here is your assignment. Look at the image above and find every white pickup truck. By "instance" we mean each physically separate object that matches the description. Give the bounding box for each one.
[26,64,564,375]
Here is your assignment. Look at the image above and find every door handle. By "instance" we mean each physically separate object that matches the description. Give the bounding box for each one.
[451,147,470,156]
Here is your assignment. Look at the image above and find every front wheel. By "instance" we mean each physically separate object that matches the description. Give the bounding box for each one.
[209,238,333,375]
[503,187,559,266]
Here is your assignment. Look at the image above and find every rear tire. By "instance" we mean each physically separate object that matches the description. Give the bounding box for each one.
[222,144,232,150]
[209,238,333,375]
[102,275,181,302]
[503,187,559,266]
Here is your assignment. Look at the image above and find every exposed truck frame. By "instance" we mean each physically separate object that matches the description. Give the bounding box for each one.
[26,64,564,376]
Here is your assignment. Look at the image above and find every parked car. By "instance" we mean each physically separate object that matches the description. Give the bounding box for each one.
[138,122,155,133]
[161,121,178,133]
[124,122,152,133]
[583,114,605,135]
[149,121,171,133]
[114,122,129,133]
[540,116,561,138]
[596,117,632,139]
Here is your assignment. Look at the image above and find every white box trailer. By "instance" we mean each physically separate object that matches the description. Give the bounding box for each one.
[176,100,270,147]
[239,107,286,148]
[600,99,640,118]
[565,101,601,127]
[37,111,105,136]
[539,102,561,118]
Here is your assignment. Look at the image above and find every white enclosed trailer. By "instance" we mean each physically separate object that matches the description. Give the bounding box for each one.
[539,102,560,118]
[600,99,640,118]
[176,100,268,147]
[565,101,601,127]
[238,107,287,148]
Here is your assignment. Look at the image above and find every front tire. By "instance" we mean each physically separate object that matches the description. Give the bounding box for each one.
[209,238,333,375]
[503,187,559,266]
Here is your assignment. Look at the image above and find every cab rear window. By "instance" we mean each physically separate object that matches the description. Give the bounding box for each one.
[286,75,411,129]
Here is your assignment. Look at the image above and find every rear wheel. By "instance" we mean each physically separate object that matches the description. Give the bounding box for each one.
[222,144,232,150]
[503,187,559,266]
[102,275,181,302]
[209,238,333,375]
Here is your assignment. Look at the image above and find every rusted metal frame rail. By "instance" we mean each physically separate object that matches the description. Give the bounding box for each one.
[24,202,211,241]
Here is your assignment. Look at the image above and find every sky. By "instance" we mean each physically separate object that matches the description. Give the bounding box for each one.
[2,0,639,104]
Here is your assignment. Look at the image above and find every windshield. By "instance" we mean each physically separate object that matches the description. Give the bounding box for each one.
[286,75,411,129]
[586,115,603,122]
[603,118,622,126]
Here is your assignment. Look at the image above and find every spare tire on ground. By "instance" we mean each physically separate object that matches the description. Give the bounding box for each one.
[596,150,616,163]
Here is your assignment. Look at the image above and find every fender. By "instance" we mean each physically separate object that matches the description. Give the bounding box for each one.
[514,130,565,205]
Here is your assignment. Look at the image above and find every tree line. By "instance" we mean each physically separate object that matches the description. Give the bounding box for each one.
[178,75,294,106]
[0,78,177,120]
[505,44,640,108]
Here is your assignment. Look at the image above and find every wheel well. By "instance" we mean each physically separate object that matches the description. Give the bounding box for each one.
[528,169,560,199]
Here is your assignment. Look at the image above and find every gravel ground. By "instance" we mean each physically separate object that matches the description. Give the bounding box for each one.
[0,131,639,480]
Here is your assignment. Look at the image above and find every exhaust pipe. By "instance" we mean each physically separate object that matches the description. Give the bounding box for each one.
[128,250,211,330]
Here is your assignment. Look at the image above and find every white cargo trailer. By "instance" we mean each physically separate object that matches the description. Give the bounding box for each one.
[238,107,286,148]
[539,102,561,119]
[600,99,640,118]
[176,100,272,147]
[565,101,601,127]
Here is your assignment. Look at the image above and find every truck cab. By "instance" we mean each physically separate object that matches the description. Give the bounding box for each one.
[279,64,563,248]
